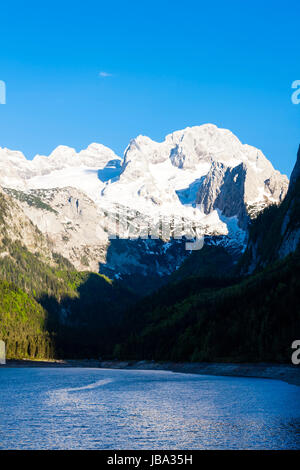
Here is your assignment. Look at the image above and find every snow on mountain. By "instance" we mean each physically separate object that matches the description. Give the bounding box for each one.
[101,124,288,231]
[0,124,289,277]
[31,143,119,176]
[0,148,33,187]
[0,142,121,198]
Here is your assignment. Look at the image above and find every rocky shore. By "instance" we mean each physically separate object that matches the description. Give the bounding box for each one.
[2,359,300,387]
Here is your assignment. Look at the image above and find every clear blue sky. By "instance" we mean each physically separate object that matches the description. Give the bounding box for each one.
[0,0,299,176]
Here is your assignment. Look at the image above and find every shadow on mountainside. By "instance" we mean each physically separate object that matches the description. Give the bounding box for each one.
[39,272,137,359]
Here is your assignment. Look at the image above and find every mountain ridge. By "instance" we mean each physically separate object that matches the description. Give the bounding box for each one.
[0,142,299,362]
[0,124,289,284]
[113,146,300,363]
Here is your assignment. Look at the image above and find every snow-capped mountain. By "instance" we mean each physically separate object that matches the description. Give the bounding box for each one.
[0,124,289,282]
[102,125,288,228]
[0,142,121,195]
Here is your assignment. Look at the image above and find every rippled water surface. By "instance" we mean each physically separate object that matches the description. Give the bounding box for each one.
[0,368,299,449]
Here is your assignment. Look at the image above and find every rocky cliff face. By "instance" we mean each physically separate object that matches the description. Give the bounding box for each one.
[0,125,289,283]
[3,186,109,271]
[288,145,300,194]
[240,145,300,274]
[278,146,300,258]
[196,160,288,230]
[196,162,249,228]
[0,186,62,267]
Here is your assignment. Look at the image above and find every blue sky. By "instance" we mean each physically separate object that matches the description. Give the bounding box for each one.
[0,0,299,176]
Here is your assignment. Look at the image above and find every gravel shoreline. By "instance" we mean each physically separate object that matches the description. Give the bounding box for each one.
[2,359,300,387]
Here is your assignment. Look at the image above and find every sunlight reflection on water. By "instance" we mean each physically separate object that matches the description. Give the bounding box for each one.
[0,368,299,449]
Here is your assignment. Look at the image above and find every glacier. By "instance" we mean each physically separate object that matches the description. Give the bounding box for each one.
[0,124,289,282]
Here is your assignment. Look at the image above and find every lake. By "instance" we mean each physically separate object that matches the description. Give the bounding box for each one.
[0,368,299,449]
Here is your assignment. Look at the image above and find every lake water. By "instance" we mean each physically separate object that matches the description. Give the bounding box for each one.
[0,368,299,449]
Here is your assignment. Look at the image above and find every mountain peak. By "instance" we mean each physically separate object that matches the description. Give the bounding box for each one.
[49,145,77,159]
[0,147,27,161]
[0,127,289,237]
[81,142,119,156]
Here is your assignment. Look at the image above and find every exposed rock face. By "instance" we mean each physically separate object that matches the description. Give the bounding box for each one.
[264,173,288,201]
[196,160,288,229]
[3,187,109,272]
[0,125,289,282]
[240,145,300,274]
[278,148,300,258]
[0,186,56,265]
[196,162,249,227]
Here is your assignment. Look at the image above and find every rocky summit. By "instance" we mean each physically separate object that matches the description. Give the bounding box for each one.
[0,124,289,284]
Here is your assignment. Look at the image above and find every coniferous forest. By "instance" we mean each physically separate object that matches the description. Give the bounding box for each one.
[0,151,300,363]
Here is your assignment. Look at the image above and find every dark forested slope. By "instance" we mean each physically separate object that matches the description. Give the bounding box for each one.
[114,147,300,363]
[0,188,136,359]
[1,147,300,363]
[114,248,300,362]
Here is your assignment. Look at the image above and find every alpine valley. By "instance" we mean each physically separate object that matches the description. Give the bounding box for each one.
[0,124,299,362]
